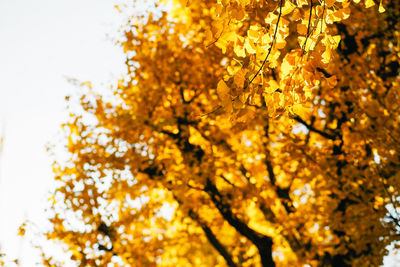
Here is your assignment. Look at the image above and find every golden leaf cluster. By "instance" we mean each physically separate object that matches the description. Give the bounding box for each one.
[42,0,400,266]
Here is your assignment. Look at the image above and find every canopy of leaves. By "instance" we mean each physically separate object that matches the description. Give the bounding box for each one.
[43,0,400,266]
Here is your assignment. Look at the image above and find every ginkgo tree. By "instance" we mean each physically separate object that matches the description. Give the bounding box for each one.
[42,0,400,266]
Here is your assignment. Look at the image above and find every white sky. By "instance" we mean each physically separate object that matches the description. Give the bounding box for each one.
[0,0,399,266]
[0,0,125,265]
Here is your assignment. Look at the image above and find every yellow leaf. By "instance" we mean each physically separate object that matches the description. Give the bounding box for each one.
[379,1,385,12]
[48,195,57,205]
[205,29,213,44]
[322,47,332,64]
[18,225,26,236]
[325,0,336,8]
[276,35,287,49]
[331,35,341,49]
[238,0,251,7]
[217,80,230,99]
[296,0,309,7]
[231,8,245,20]
[292,8,302,20]
[365,0,375,8]
[223,31,238,43]
[326,75,338,88]
[248,29,259,40]
[282,1,297,16]
[236,108,256,122]
[216,38,229,54]
[234,69,247,88]
[298,36,313,51]
[221,98,233,113]
[114,5,122,12]
[293,103,311,118]
[281,57,294,77]
[233,98,244,109]
[265,80,279,93]
[81,81,92,89]
[244,38,257,54]
[265,13,278,25]
[297,23,308,35]
[211,20,223,36]
[234,44,246,57]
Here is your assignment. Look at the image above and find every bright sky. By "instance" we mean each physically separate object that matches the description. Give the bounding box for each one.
[0,0,399,266]
[0,0,125,265]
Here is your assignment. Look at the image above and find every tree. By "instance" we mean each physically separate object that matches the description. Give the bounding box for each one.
[43,0,400,266]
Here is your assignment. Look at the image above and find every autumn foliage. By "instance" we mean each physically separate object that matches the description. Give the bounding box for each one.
[44,0,400,266]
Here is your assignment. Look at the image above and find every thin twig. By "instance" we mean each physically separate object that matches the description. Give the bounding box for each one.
[221,174,236,187]
[201,0,284,117]
[320,0,325,34]
[240,0,284,96]
[206,19,231,48]
[187,183,205,191]
[302,0,314,51]
[201,105,223,117]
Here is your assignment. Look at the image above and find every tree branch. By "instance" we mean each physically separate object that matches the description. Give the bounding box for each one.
[204,178,275,267]
[189,210,238,267]
[294,115,336,140]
